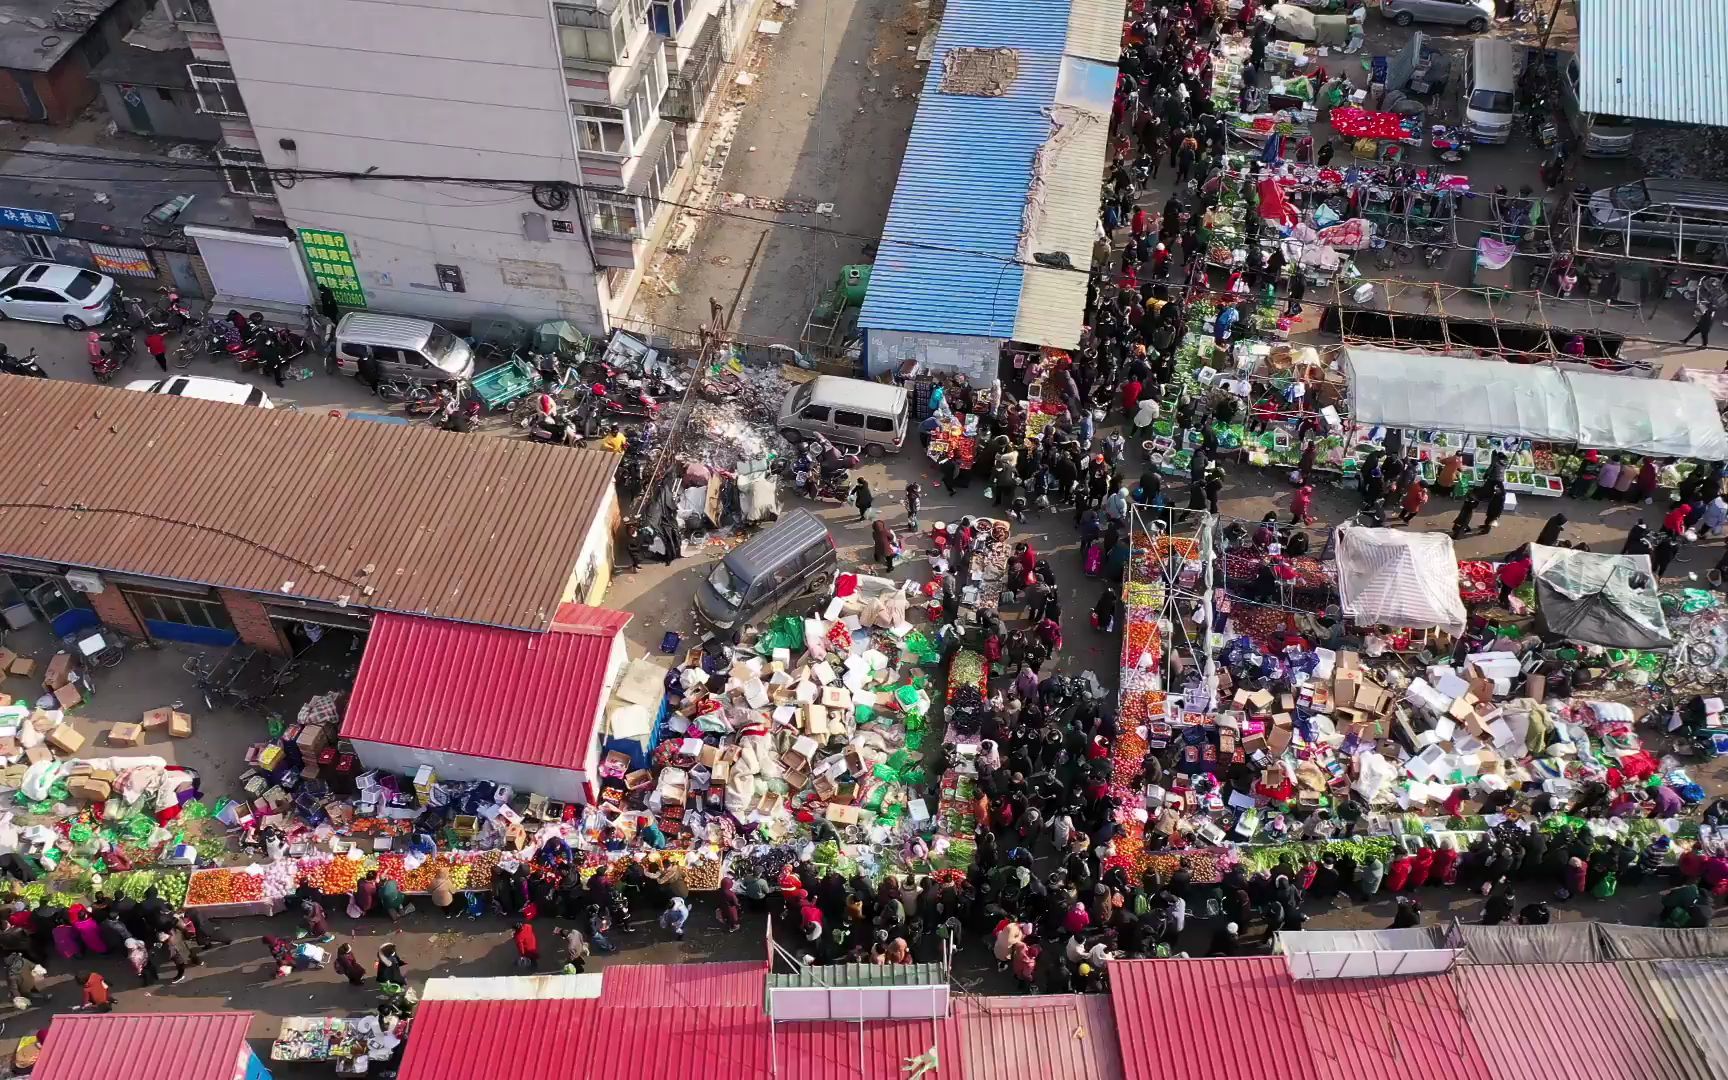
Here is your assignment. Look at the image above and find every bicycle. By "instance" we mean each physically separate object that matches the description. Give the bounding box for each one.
[376,377,432,406]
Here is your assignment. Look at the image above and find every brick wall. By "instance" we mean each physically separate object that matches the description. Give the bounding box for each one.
[217,589,289,655]
[87,585,146,640]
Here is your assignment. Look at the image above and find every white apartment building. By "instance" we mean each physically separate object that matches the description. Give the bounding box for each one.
[166,0,744,332]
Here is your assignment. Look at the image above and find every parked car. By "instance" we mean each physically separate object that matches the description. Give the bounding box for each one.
[332,313,476,384]
[0,262,115,329]
[1587,179,1728,249]
[1379,0,1494,31]
[124,375,275,409]
[694,510,837,638]
[1553,49,1636,157]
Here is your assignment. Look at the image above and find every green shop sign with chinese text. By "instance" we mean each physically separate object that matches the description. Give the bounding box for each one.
[298,228,367,308]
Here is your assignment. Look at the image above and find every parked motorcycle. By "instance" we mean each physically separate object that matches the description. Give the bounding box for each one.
[176,317,255,368]
[87,333,125,383]
[404,381,466,419]
[0,345,46,378]
[156,287,194,331]
[524,406,588,446]
[93,326,135,360]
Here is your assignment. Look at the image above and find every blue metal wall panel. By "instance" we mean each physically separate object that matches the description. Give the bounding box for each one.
[857,0,1073,340]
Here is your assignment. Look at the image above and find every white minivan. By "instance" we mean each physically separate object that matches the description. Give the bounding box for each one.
[1461,38,1520,144]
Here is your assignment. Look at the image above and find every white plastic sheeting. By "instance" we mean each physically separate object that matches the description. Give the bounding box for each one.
[1333,526,1467,634]
[1342,349,1728,460]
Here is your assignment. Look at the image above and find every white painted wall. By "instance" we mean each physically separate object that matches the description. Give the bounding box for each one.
[348,739,590,805]
[864,328,1002,386]
[207,0,607,330]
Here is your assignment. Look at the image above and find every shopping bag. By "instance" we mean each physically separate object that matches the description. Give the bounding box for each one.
[346,899,363,919]
[1590,872,1618,899]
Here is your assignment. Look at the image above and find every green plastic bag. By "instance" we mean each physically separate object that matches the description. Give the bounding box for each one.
[854,705,875,724]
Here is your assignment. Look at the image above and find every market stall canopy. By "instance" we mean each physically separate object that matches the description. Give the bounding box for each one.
[1342,348,1728,460]
[1529,544,1672,651]
[1333,526,1467,634]
[33,1012,256,1080]
[1451,920,1728,964]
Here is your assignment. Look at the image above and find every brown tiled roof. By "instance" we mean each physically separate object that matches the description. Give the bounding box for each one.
[0,378,616,630]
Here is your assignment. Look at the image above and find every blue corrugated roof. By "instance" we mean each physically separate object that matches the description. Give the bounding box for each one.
[857,0,1073,340]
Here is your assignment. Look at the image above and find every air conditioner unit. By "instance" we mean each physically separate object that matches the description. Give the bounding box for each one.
[64,570,106,594]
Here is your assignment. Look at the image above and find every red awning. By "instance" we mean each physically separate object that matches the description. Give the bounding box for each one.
[342,605,631,773]
[35,1012,254,1080]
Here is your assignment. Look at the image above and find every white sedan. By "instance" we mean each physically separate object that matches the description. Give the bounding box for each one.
[0,262,116,329]
[124,375,275,409]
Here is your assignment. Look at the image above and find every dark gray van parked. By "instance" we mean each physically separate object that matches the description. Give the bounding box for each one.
[694,510,837,636]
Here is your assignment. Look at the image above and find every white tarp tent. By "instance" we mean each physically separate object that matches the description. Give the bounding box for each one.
[1334,526,1467,634]
[1342,348,1728,460]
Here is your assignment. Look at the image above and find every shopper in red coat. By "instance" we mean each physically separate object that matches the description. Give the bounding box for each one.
[1120,378,1144,419]
[1407,847,1436,889]
[1386,854,1414,894]
[1432,846,1460,886]
[512,922,538,969]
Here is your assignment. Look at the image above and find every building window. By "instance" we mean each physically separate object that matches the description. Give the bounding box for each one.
[574,103,630,155]
[649,0,687,36]
[127,589,234,631]
[555,3,626,65]
[217,147,276,199]
[167,0,216,25]
[589,193,643,239]
[621,53,666,146]
[23,235,51,260]
[188,62,246,116]
[644,127,682,208]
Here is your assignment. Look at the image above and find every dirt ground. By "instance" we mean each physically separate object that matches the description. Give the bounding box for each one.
[632,0,927,342]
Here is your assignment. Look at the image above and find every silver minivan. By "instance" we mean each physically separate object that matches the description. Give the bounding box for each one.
[1556,51,1635,158]
[333,313,476,383]
[777,375,909,455]
[1461,38,1519,144]
[1588,179,1728,248]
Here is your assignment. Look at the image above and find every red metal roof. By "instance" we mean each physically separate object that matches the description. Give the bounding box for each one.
[1455,963,1693,1080]
[396,963,1120,1080]
[588,1003,772,1078]
[1293,974,1490,1080]
[770,994,1122,1080]
[395,998,603,1080]
[341,608,631,772]
[1110,958,1316,1080]
[35,1012,254,1080]
[600,958,768,1007]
